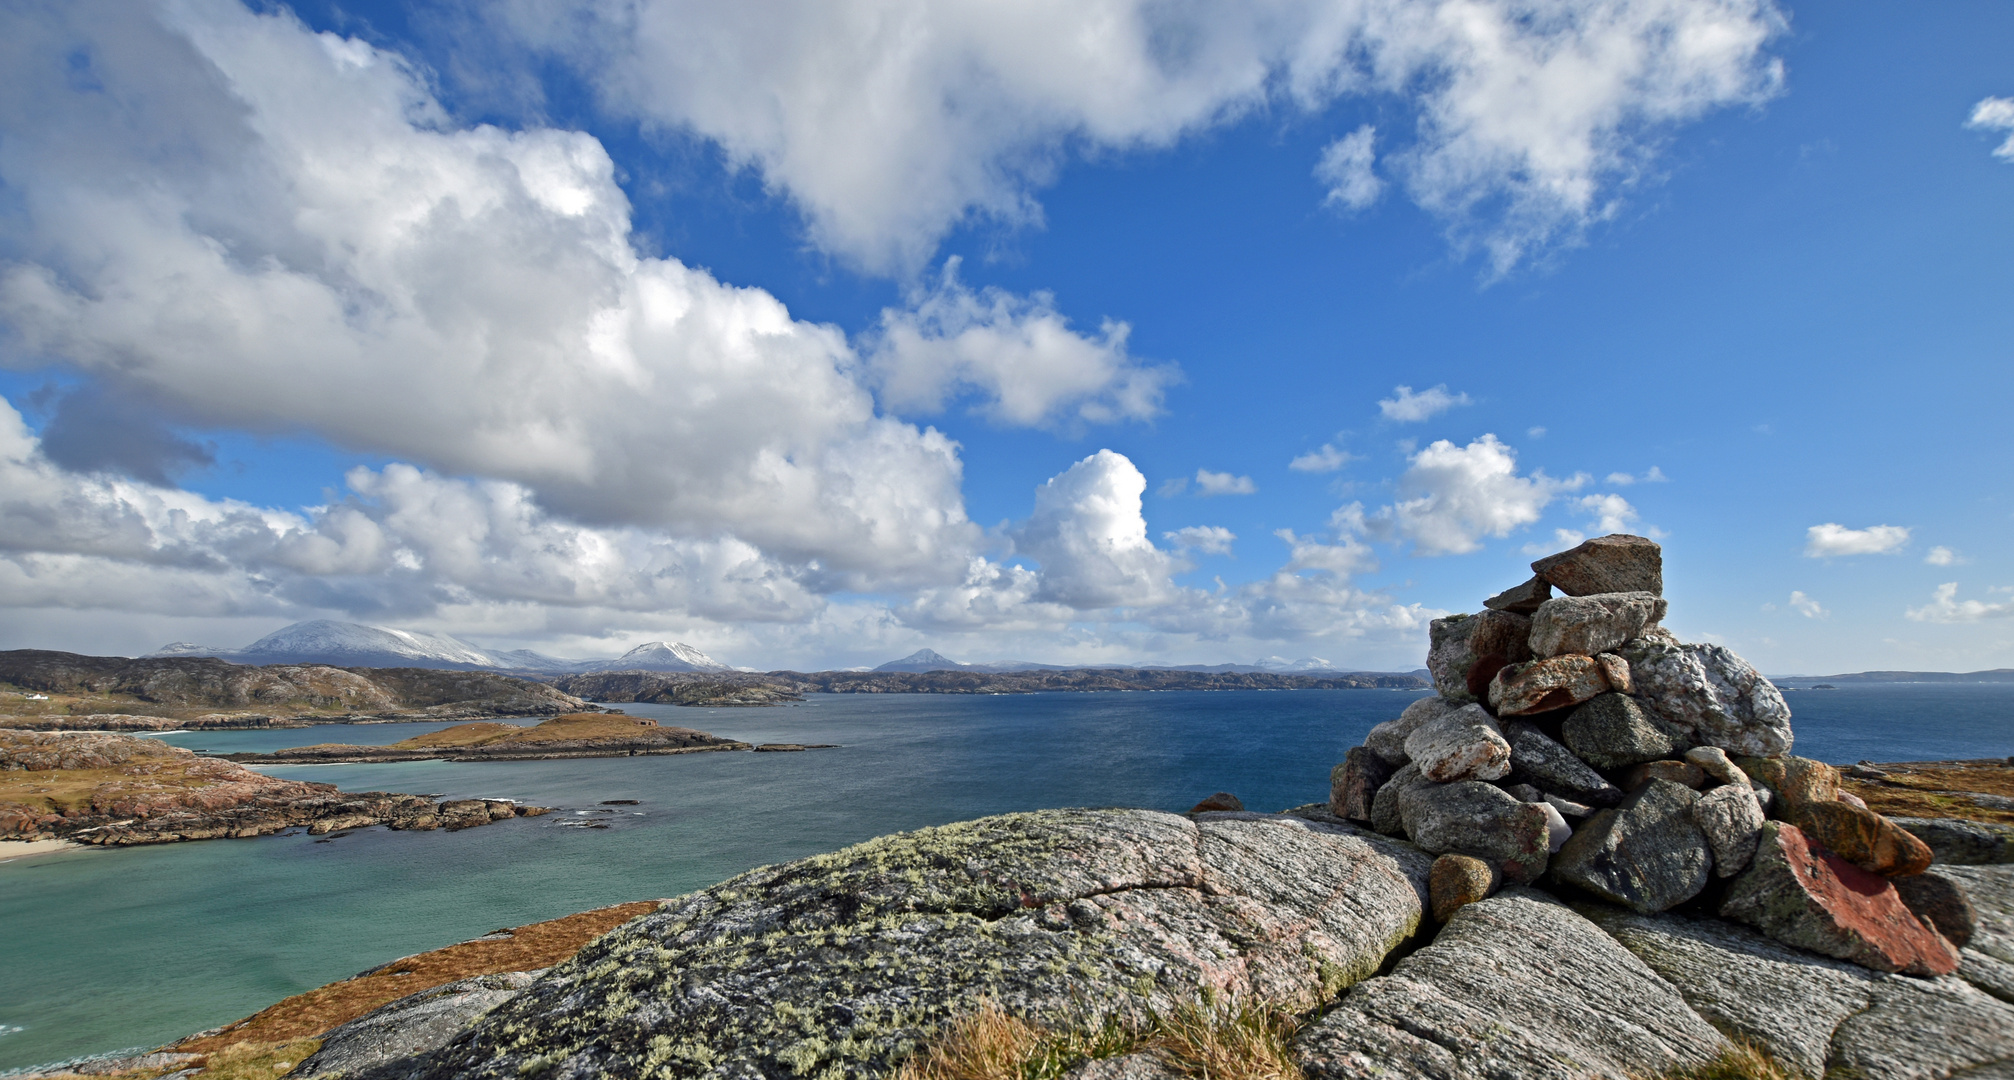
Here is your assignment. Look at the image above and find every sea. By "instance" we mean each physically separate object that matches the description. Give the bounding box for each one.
[2,684,2010,1072]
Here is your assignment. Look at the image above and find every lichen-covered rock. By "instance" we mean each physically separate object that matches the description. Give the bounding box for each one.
[1528,592,1668,659]
[1616,630,1792,755]
[1786,800,1934,878]
[1690,782,1765,878]
[1736,754,1838,808]
[1551,780,1713,914]
[1721,822,1960,977]
[1530,534,1664,597]
[1681,745,1748,787]
[1397,780,1552,884]
[1562,693,1683,770]
[1364,696,1458,766]
[1427,611,1533,704]
[1482,575,1552,614]
[296,971,542,1080]
[1501,719,1623,807]
[1370,762,1428,837]
[1892,817,2014,865]
[1429,854,1497,923]
[1402,705,1511,783]
[1487,655,1615,716]
[1584,903,2014,1080]
[1293,890,1725,1080]
[399,809,1432,1080]
[1331,748,1393,823]
[1893,871,1977,949]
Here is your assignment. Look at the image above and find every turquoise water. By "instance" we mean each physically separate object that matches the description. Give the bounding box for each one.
[2,685,2010,1071]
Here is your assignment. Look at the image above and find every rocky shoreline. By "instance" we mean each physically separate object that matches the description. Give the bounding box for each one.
[207,713,826,765]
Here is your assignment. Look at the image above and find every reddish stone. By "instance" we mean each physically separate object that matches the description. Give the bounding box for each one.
[1720,822,1960,977]
[1788,800,1935,878]
[1487,655,1614,716]
[1190,792,1245,813]
[1735,755,1839,807]
[1530,534,1663,597]
[1331,747,1394,822]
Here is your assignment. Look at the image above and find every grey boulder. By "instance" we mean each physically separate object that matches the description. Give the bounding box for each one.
[1892,817,2014,865]
[1529,534,1664,597]
[1689,782,1765,878]
[1562,693,1684,770]
[1502,719,1623,807]
[1427,611,1533,704]
[1528,591,1668,659]
[1398,780,1552,885]
[1551,780,1712,914]
[1893,870,1978,949]
[1403,705,1511,783]
[1370,762,1429,837]
[1614,629,1793,756]
[295,971,543,1080]
[1482,574,1552,614]
[1365,695,1459,766]
[1330,747,1394,823]
[1294,889,1726,1080]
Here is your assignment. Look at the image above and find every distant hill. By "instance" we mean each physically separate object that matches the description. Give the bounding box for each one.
[1773,669,2014,685]
[146,620,730,675]
[871,647,1418,678]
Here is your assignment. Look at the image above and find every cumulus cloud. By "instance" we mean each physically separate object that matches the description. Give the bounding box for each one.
[1164,526,1236,556]
[1788,590,1827,619]
[1377,434,1580,555]
[1926,546,1963,566]
[1379,384,1472,422]
[1317,125,1384,210]
[1969,96,2014,161]
[1289,443,1357,473]
[1906,583,2014,623]
[1194,469,1257,496]
[868,259,1175,428]
[1804,523,1910,558]
[1016,450,1181,609]
[1573,493,1641,534]
[1604,466,1668,486]
[482,0,1786,273]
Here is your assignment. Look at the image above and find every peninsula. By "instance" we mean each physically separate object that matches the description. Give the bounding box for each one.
[215,713,763,765]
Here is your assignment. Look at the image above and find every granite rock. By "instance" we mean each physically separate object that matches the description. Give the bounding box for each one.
[1561,693,1682,770]
[1487,655,1614,717]
[1427,611,1533,705]
[1189,792,1245,813]
[1364,696,1460,766]
[1546,793,1597,819]
[1528,591,1668,659]
[1398,779,1552,885]
[1616,630,1793,755]
[1690,782,1765,878]
[1720,822,1960,977]
[1482,575,1552,614]
[1402,705,1511,783]
[1737,754,1838,808]
[1501,719,1623,807]
[296,971,542,1080]
[1941,865,2014,970]
[1551,780,1713,914]
[1893,871,1977,949]
[1620,760,1708,791]
[1892,817,2014,865]
[1331,747,1394,823]
[1429,854,1498,923]
[1786,799,1934,878]
[1370,763,1429,837]
[1682,745,1748,787]
[1530,534,1664,597]
[1294,890,1726,1080]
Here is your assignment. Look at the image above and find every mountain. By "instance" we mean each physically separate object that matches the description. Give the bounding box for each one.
[1253,656,1341,672]
[144,621,727,674]
[1772,668,2014,685]
[874,649,966,673]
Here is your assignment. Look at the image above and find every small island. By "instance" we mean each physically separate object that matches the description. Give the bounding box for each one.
[215,713,765,765]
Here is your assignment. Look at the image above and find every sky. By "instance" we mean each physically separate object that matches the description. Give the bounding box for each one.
[0,0,2009,675]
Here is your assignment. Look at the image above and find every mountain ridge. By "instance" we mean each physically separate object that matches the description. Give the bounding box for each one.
[146,620,730,675]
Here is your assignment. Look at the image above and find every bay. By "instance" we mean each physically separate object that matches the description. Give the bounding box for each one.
[2,684,2009,1071]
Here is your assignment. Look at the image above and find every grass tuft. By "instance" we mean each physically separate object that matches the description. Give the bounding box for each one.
[896,994,1304,1080]
[1149,996,1302,1080]
[1642,1039,1806,1080]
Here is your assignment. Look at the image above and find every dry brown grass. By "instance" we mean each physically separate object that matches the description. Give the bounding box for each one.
[0,761,229,816]
[1839,760,2014,826]
[171,900,660,1053]
[1149,997,1302,1080]
[896,995,1303,1080]
[30,1040,324,1080]
[1638,1039,1805,1080]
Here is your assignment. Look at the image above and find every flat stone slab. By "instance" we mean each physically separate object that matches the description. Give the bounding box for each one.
[397,809,1432,1080]
[1530,534,1663,597]
[1294,889,1726,1080]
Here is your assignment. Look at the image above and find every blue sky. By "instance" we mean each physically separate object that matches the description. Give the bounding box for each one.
[0,0,2009,673]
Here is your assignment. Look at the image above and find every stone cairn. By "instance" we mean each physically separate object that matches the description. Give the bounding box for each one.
[1330,533,1965,977]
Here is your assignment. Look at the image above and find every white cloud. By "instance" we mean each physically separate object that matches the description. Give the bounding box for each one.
[1573,493,1641,534]
[1906,582,2014,623]
[1016,450,1181,609]
[1788,590,1827,619]
[1603,466,1668,486]
[1926,546,1963,566]
[1527,426,1547,439]
[1289,443,1356,473]
[1194,469,1257,496]
[868,259,1175,428]
[1804,523,1910,558]
[1164,526,1237,556]
[1156,477,1190,498]
[1379,384,1472,422]
[1524,527,1585,557]
[1317,124,1384,210]
[1969,96,2014,161]
[485,0,1786,274]
[1377,434,1580,555]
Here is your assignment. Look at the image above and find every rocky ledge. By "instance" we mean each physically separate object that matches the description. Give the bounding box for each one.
[0,729,551,845]
[215,714,754,765]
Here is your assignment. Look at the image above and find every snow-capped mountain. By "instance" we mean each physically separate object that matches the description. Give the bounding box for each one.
[144,621,728,674]
[1252,656,1340,673]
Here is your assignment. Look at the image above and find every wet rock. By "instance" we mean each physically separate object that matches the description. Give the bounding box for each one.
[1893,871,1977,949]
[1487,655,1614,717]
[1690,782,1765,878]
[295,971,542,1080]
[1398,780,1552,884]
[1528,591,1668,659]
[397,809,1434,1080]
[1720,822,1960,976]
[1402,705,1511,783]
[1621,760,1709,791]
[1331,747,1394,823]
[1364,696,1458,766]
[1682,745,1748,787]
[1786,799,1934,878]
[1892,817,2014,865]
[1561,693,1682,770]
[1501,719,1623,807]
[1616,630,1792,755]
[1585,903,2014,1080]
[1551,780,1712,914]
[1427,611,1533,704]
[1294,890,1726,1080]
[1370,763,1429,837]
[1736,754,1838,807]
[1429,854,1498,923]
[1483,574,1552,614]
[1530,534,1664,597]
[1188,792,1245,813]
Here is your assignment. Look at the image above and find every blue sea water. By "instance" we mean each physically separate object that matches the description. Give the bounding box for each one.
[2,685,2010,1071]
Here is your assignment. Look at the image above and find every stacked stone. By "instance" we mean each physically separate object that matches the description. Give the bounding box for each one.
[1330,534,1965,977]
